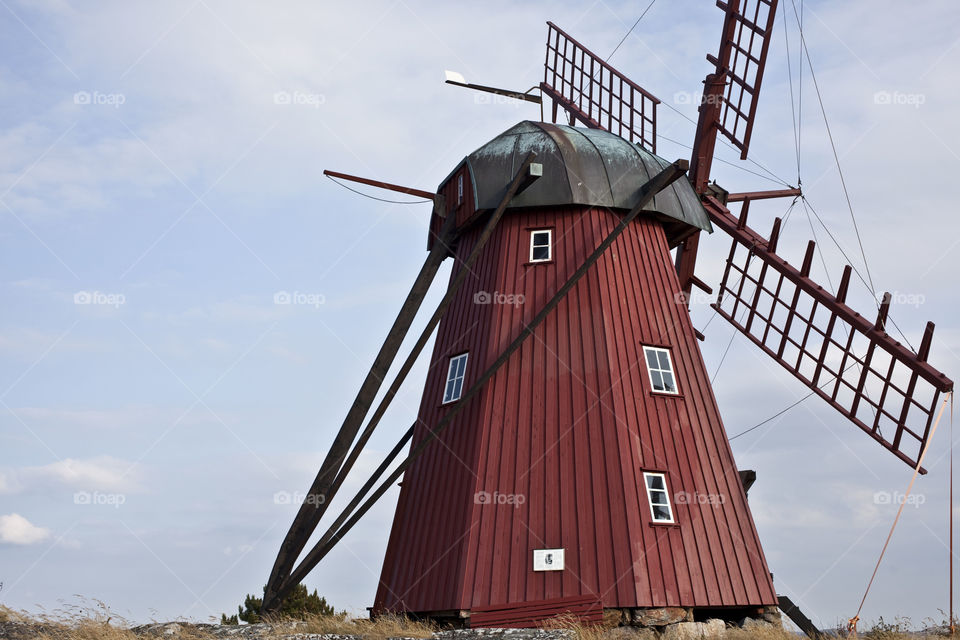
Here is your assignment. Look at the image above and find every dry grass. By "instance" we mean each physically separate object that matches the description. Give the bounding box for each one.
[722,626,798,640]
[539,612,618,640]
[292,613,436,639]
[0,600,217,640]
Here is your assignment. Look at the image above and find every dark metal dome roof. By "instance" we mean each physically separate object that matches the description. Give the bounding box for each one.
[459,121,712,241]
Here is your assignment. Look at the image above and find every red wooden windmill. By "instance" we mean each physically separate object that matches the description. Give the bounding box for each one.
[262,0,954,628]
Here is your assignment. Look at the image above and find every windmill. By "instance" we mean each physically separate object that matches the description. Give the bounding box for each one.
[262,0,954,629]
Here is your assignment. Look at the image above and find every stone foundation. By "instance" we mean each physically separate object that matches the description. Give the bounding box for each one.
[601,605,783,639]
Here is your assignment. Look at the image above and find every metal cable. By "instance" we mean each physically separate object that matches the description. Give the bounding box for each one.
[326,175,432,205]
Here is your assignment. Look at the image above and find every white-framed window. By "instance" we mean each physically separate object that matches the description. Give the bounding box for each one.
[530,229,552,262]
[643,346,678,394]
[442,353,469,404]
[643,472,675,524]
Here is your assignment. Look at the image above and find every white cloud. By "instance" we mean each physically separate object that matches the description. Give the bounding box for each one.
[0,456,139,494]
[0,513,51,545]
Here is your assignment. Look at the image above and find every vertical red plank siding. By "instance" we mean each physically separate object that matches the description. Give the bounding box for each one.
[373,204,776,615]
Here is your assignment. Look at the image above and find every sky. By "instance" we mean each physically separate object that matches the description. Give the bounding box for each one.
[1,0,959,631]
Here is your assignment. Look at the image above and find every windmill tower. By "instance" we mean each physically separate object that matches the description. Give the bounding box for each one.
[262,1,954,628]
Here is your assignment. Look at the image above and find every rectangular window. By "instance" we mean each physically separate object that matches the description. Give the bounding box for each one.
[530,229,552,262]
[443,353,469,404]
[643,472,675,523]
[643,346,678,394]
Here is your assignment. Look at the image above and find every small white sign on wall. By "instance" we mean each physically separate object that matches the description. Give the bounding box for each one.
[532,548,565,571]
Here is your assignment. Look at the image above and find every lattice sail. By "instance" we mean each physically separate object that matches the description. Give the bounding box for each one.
[541,22,659,152]
[707,196,954,471]
[709,0,778,159]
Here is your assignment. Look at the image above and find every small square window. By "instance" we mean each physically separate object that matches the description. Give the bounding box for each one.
[442,353,469,404]
[643,472,675,523]
[530,229,552,263]
[643,346,678,394]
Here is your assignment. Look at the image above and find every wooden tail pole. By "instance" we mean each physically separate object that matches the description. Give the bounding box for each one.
[278,159,690,590]
[262,207,455,612]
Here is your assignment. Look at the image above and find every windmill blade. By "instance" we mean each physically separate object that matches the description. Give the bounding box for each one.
[707,0,778,160]
[541,22,660,152]
[705,196,954,471]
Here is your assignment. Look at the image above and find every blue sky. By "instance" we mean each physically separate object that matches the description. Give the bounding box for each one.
[1,0,959,630]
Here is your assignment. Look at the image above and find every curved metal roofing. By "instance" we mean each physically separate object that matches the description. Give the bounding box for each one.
[461,121,712,235]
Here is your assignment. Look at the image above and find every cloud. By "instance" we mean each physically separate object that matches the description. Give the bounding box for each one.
[0,456,140,494]
[0,513,51,545]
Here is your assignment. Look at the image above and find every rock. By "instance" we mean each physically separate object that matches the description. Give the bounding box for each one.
[662,623,702,640]
[632,608,691,627]
[759,606,782,626]
[739,617,775,631]
[602,625,659,640]
[702,619,726,638]
[661,620,726,640]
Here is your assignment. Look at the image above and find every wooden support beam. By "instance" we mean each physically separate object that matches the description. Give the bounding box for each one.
[778,596,827,640]
[278,160,691,590]
[323,169,437,201]
[264,153,538,612]
[301,152,536,550]
[727,188,802,202]
[262,207,455,612]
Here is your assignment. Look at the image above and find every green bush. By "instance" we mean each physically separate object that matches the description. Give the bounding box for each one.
[221,584,344,625]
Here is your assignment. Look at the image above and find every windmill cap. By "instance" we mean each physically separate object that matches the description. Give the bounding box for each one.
[443,120,712,244]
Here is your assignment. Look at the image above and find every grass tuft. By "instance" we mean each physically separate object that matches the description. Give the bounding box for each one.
[539,612,616,640]
[722,625,797,640]
[265,612,436,639]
